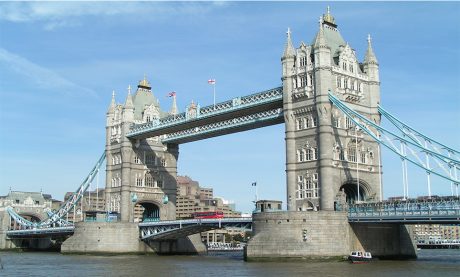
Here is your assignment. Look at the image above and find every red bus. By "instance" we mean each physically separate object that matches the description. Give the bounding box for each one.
[193,211,224,219]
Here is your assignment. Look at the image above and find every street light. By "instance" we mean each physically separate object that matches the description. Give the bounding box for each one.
[131,193,138,222]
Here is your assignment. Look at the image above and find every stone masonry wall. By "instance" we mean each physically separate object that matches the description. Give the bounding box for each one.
[245,211,352,260]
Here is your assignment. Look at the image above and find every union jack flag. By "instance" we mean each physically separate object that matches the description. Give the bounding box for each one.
[208,79,216,85]
[167,91,176,97]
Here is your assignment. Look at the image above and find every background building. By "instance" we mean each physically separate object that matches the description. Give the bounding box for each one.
[176,175,243,244]
[176,176,240,219]
[64,188,105,222]
[413,224,460,243]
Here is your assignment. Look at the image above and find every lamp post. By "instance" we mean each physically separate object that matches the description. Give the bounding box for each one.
[131,193,138,223]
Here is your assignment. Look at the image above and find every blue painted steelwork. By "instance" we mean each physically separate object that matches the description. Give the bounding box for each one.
[126,87,283,139]
[139,218,252,241]
[6,226,75,238]
[328,92,460,184]
[163,108,284,144]
[348,198,460,223]
[378,105,460,162]
[7,152,106,229]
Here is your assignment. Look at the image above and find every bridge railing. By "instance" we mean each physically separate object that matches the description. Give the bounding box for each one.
[127,87,283,137]
[348,199,460,218]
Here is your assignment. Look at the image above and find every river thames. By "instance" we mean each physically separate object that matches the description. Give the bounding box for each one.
[1,249,459,276]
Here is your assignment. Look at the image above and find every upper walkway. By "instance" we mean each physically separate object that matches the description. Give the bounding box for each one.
[126,87,283,143]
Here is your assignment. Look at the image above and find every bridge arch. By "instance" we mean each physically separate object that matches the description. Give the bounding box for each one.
[134,201,161,222]
[339,179,372,204]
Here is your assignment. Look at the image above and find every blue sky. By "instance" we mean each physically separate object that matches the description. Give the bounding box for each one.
[0,1,459,213]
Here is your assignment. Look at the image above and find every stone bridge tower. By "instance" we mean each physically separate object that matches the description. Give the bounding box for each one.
[283,8,382,211]
[105,77,178,222]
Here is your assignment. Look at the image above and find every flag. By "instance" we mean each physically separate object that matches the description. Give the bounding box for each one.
[167,91,176,97]
[208,79,216,85]
[252,182,257,186]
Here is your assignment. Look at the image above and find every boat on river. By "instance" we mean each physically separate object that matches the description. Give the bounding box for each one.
[348,251,372,263]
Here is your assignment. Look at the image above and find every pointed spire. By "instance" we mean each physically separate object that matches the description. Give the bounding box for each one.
[107,90,116,113]
[124,85,134,109]
[283,27,295,58]
[170,93,178,115]
[364,34,378,64]
[314,16,328,49]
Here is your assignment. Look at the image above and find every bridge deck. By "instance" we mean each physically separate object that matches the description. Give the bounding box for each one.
[127,87,283,142]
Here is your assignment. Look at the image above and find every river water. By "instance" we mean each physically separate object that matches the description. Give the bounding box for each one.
[1,249,459,277]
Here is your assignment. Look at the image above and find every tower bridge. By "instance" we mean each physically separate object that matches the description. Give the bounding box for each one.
[1,7,459,259]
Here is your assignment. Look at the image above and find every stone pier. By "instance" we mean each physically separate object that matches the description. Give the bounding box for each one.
[245,211,416,261]
[61,222,206,254]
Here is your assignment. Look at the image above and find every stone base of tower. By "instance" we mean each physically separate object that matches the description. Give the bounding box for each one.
[61,222,206,255]
[244,211,417,261]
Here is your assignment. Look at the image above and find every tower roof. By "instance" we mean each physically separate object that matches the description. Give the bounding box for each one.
[107,90,116,114]
[138,74,151,90]
[124,85,134,109]
[312,7,346,56]
[282,27,295,58]
[364,34,378,65]
[323,6,336,27]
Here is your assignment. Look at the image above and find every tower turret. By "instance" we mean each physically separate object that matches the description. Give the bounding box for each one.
[123,85,135,123]
[313,16,331,71]
[107,90,116,114]
[170,92,178,115]
[363,34,379,82]
[282,28,296,79]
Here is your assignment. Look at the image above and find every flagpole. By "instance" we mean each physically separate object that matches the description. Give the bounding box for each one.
[213,82,216,110]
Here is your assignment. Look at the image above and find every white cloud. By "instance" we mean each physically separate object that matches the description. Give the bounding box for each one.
[0,1,226,30]
[0,47,95,96]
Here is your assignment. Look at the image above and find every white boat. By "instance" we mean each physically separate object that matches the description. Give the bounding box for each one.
[348,251,372,263]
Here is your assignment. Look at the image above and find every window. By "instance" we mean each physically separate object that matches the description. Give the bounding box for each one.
[361,152,367,164]
[314,147,318,160]
[145,175,154,187]
[297,118,303,130]
[345,117,354,129]
[336,76,341,88]
[298,149,305,162]
[308,73,313,86]
[342,62,346,70]
[300,56,307,67]
[348,146,357,162]
[145,154,155,164]
[134,155,141,164]
[306,148,313,161]
[157,180,163,188]
[301,76,307,87]
[333,117,340,128]
[35,200,39,205]
[136,173,144,187]
[350,64,354,73]
[161,159,166,167]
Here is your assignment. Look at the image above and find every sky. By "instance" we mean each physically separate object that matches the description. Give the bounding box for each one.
[0,1,459,213]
